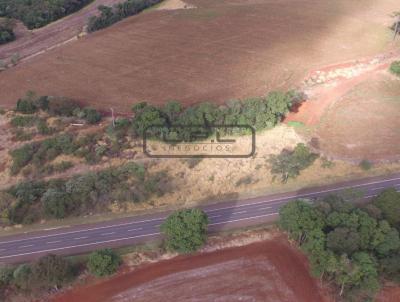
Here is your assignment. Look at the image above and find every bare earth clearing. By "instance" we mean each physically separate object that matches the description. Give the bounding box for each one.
[0,0,398,112]
[53,234,331,302]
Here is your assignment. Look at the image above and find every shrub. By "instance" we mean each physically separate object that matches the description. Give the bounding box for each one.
[15,92,38,114]
[13,264,33,290]
[87,249,121,276]
[359,159,372,171]
[161,209,209,253]
[269,143,319,183]
[0,266,14,286]
[0,18,15,45]
[390,61,400,77]
[10,115,38,128]
[31,254,73,288]
[42,188,71,219]
[82,107,102,124]
[36,119,55,135]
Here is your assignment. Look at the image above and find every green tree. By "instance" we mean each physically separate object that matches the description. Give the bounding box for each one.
[279,200,325,244]
[327,227,361,255]
[373,188,400,227]
[161,208,209,253]
[269,143,318,183]
[41,189,71,219]
[87,249,121,277]
[0,266,14,286]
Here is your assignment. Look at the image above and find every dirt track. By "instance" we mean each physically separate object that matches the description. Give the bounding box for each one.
[0,0,398,112]
[0,0,123,62]
[53,237,330,302]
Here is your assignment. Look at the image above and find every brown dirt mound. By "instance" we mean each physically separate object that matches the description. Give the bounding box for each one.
[0,0,398,112]
[52,237,331,302]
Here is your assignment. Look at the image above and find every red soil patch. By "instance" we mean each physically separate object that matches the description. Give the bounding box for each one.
[52,237,331,302]
[377,286,400,302]
[0,0,398,112]
[284,56,396,126]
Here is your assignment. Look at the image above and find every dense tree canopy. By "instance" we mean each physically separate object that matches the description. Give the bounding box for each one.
[161,209,209,253]
[279,191,400,300]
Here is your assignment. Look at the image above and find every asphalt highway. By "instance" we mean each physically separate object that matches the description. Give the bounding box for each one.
[0,173,399,263]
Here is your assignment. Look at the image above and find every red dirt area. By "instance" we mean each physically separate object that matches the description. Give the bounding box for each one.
[0,0,398,112]
[377,286,400,302]
[52,237,332,302]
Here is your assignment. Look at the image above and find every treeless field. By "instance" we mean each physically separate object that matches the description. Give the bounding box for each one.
[0,0,398,112]
[53,237,331,302]
[316,70,400,162]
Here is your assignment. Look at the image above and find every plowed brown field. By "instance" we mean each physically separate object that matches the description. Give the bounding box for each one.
[0,0,398,112]
[53,237,332,302]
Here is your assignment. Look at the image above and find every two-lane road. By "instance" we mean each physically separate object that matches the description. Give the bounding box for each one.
[1,173,400,263]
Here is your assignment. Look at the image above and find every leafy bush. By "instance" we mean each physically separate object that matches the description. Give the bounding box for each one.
[268,143,319,183]
[15,92,38,114]
[390,61,400,77]
[88,0,163,32]
[359,159,373,171]
[31,254,73,288]
[161,209,209,253]
[0,0,94,29]
[87,249,121,276]
[12,264,32,290]
[0,18,15,45]
[10,115,38,128]
[0,266,14,286]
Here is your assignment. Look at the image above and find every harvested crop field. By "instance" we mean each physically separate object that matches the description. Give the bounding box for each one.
[0,0,398,112]
[53,237,331,302]
[316,70,400,162]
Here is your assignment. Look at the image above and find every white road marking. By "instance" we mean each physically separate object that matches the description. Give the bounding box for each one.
[232,211,247,215]
[205,177,400,213]
[127,228,143,232]
[18,245,33,249]
[0,232,161,259]
[0,176,399,248]
[47,240,61,244]
[1,214,282,259]
[0,217,166,245]
[208,214,222,218]
[74,236,88,240]
[258,207,271,210]
[101,232,115,236]
[209,213,278,226]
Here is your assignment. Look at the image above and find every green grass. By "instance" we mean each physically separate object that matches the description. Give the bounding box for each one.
[390,61,400,77]
[287,121,305,128]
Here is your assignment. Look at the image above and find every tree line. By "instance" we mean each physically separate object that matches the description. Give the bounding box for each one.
[279,188,400,300]
[87,0,163,32]
[0,0,94,29]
